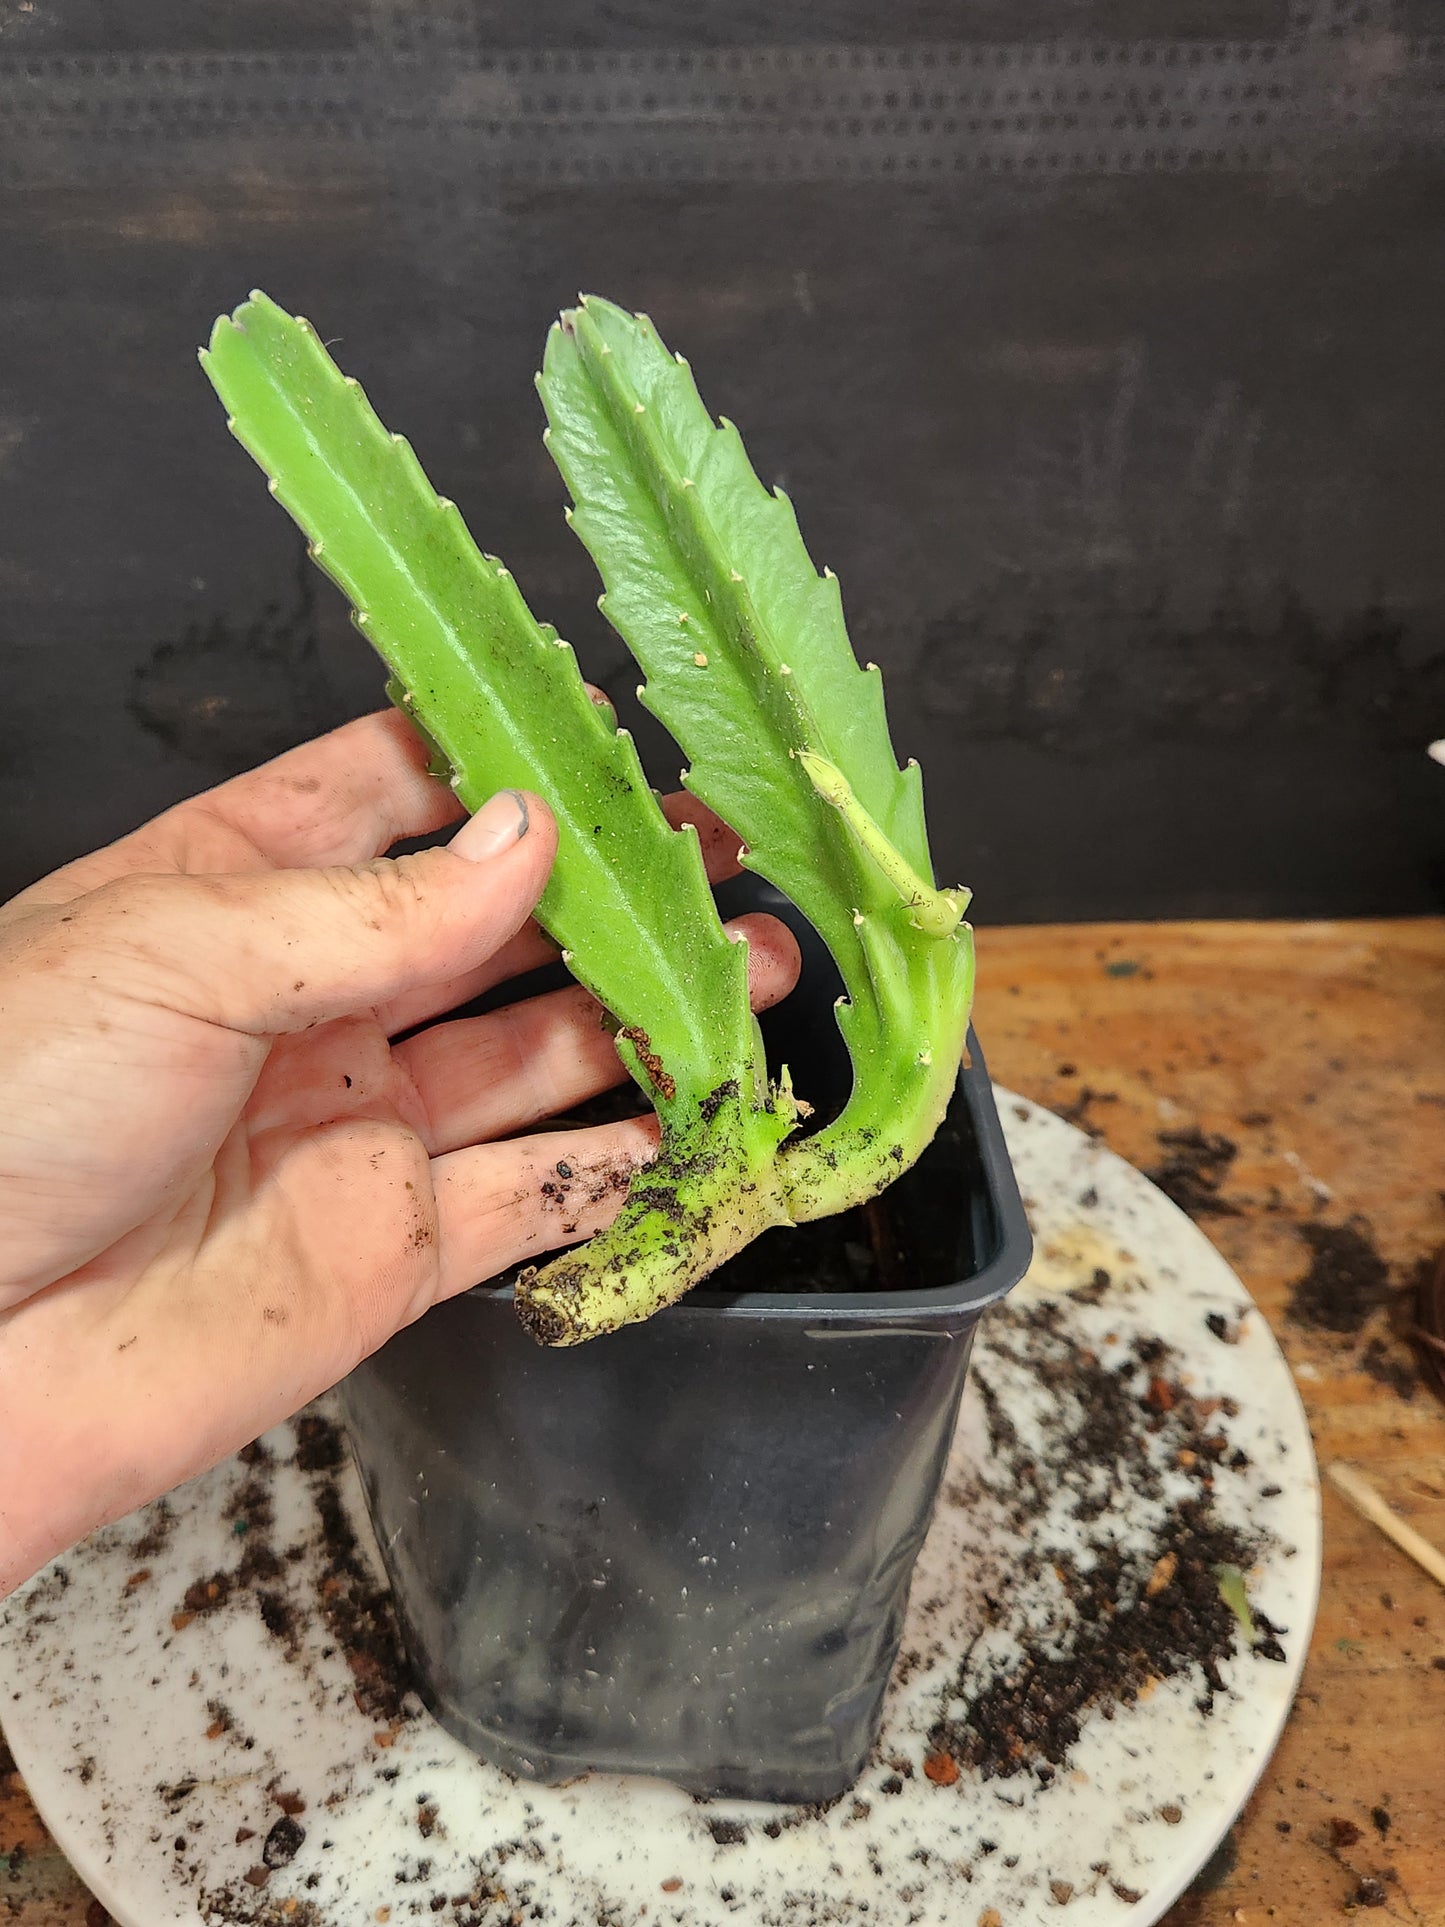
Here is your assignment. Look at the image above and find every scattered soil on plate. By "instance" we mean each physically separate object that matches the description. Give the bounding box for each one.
[167,1415,413,1731]
[1145,1129,1240,1219]
[305,1432,411,1725]
[928,1300,1275,1781]
[292,1416,345,1474]
[1286,1219,1390,1333]
[131,1499,177,1561]
[197,1885,324,1926]
[302,1425,410,1726]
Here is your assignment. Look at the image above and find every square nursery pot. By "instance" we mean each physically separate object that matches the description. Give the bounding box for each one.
[342,881,1032,1805]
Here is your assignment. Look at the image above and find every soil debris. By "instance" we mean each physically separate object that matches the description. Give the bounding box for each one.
[179,1571,235,1619]
[262,1815,305,1868]
[1358,1338,1416,1400]
[168,1410,415,1744]
[131,1500,177,1561]
[292,1415,345,1474]
[1410,1244,1445,1401]
[618,1025,676,1101]
[308,1467,410,1725]
[224,1479,275,1539]
[1145,1129,1240,1219]
[1286,1220,1390,1333]
[1055,1085,1118,1138]
[199,1883,324,1925]
[927,1301,1271,1781]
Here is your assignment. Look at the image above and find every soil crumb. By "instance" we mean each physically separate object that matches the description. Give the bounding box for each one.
[1145,1129,1240,1219]
[1286,1219,1390,1333]
[292,1414,345,1474]
[1056,1085,1120,1138]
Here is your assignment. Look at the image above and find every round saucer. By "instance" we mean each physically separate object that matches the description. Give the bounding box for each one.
[0,1093,1320,1927]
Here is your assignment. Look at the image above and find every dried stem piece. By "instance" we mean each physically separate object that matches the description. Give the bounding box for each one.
[1326,1462,1445,1592]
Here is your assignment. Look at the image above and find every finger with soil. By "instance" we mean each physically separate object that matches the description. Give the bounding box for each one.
[429,1115,663,1300]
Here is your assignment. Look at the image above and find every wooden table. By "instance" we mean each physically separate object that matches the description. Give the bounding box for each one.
[4,918,1443,1927]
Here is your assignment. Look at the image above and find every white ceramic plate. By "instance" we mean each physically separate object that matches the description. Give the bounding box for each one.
[0,1094,1320,1927]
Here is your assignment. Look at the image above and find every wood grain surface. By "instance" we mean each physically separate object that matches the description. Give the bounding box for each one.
[3,916,1443,1927]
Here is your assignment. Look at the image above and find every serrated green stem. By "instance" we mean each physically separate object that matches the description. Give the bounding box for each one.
[538,298,978,1241]
[780,923,975,1221]
[200,291,796,1346]
[798,751,969,938]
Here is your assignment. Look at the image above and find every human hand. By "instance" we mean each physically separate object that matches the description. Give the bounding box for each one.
[0,710,798,1596]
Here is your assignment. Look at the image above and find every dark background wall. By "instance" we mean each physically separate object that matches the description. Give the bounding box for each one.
[2,0,1442,921]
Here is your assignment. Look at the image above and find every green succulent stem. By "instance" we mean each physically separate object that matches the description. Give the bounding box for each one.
[201,289,977,1345]
[538,295,977,1250]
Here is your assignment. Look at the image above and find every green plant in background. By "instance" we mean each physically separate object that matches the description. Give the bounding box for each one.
[201,292,974,1345]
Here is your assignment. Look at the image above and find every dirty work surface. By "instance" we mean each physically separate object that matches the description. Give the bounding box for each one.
[2,916,1443,1926]
[976,917,1445,1926]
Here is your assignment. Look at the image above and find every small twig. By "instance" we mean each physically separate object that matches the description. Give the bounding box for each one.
[1326,1463,1445,1591]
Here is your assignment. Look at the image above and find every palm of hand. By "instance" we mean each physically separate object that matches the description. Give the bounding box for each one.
[0,712,793,1595]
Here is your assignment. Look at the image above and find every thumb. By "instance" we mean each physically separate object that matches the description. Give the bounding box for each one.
[80,789,557,1035]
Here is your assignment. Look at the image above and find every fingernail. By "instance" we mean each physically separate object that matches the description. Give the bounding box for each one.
[451,789,530,862]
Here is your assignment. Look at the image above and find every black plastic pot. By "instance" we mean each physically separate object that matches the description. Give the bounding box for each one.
[343,884,1031,1804]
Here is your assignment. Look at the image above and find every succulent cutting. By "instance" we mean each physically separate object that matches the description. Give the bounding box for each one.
[201,291,974,1345]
